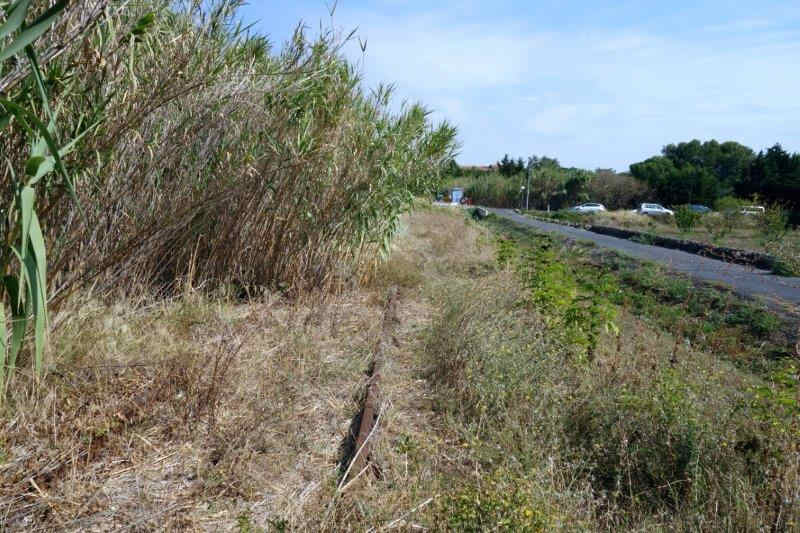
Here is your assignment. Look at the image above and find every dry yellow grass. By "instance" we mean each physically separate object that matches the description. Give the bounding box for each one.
[0,208,493,531]
[4,207,794,531]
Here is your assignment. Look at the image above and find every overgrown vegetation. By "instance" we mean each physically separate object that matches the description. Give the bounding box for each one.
[425,211,799,530]
[0,1,456,383]
[487,215,795,365]
[0,206,797,530]
[2,1,799,530]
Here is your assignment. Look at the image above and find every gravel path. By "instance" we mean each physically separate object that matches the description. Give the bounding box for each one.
[489,208,800,308]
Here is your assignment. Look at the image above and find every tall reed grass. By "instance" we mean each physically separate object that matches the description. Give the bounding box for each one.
[1,0,456,378]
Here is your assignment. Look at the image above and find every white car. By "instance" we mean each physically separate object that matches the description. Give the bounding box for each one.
[740,205,765,215]
[570,203,607,213]
[638,203,674,216]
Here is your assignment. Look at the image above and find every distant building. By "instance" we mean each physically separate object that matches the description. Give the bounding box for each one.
[461,165,494,172]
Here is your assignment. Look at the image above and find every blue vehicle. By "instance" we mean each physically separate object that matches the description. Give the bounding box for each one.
[688,204,711,213]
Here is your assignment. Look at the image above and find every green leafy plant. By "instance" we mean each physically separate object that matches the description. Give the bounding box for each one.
[0,0,71,390]
[438,470,551,532]
[517,245,618,359]
[759,204,789,246]
[674,205,701,234]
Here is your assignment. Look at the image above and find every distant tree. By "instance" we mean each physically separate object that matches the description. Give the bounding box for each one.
[587,171,649,209]
[563,168,593,205]
[630,139,757,206]
[630,154,721,206]
[497,154,516,177]
[629,156,676,198]
[532,163,567,211]
[531,155,560,170]
[661,139,754,198]
[739,144,800,220]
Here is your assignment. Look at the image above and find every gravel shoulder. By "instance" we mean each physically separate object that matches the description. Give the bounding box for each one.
[489,208,800,308]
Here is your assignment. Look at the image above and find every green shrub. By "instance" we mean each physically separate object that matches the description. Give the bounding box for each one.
[714,196,747,212]
[517,246,618,358]
[674,205,702,233]
[547,210,587,224]
[759,205,789,246]
[725,305,781,338]
[768,239,800,276]
[460,173,522,207]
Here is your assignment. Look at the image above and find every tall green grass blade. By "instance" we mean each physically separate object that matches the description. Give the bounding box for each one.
[28,212,47,309]
[0,0,30,40]
[0,1,65,61]
[24,214,46,374]
[24,45,54,126]
[0,99,72,186]
[24,155,45,176]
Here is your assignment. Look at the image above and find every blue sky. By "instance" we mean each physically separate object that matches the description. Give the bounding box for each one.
[237,1,800,172]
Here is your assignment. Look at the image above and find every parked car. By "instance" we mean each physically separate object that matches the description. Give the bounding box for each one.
[740,205,765,215]
[569,202,607,213]
[687,204,711,213]
[638,203,674,216]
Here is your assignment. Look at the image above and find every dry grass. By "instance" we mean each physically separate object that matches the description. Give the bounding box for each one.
[0,208,491,531]
[1,288,383,530]
[3,207,797,531]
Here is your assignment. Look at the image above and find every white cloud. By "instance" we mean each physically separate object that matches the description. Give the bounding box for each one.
[347,21,535,90]
[327,6,800,169]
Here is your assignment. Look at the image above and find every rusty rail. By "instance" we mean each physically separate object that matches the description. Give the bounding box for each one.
[339,287,399,487]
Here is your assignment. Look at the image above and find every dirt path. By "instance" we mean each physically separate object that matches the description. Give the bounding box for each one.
[489,208,800,308]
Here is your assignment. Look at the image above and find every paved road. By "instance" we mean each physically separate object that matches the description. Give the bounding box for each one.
[489,208,800,308]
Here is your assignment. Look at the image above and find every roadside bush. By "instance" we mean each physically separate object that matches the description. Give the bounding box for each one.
[460,173,521,207]
[714,196,747,212]
[518,246,617,359]
[546,209,589,224]
[769,239,800,276]
[703,206,744,243]
[759,204,789,245]
[674,205,702,233]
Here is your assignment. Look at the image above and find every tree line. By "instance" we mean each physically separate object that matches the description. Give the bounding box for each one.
[448,140,800,222]
[447,155,648,211]
[630,140,800,217]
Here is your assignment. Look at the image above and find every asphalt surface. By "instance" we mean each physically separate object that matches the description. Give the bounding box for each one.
[489,208,800,309]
